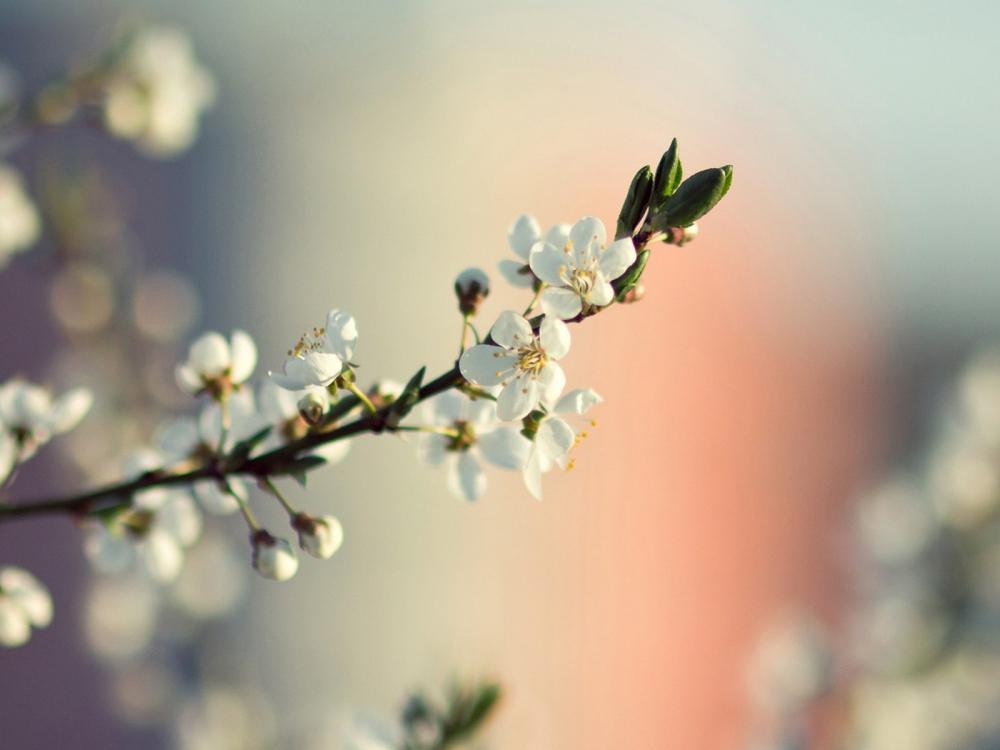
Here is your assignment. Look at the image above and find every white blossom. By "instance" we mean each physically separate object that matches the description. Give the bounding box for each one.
[83,451,202,584]
[175,330,257,397]
[269,309,357,391]
[0,566,53,648]
[251,531,299,582]
[498,214,569,289]
[0,165,39,268]
[256,381,351,464]
[459,311,569,421]
[0,379,92,467]
[293,513,344,559]
[523,388,602,500]
[416,390,529,501]
[155,389,262,515]
[529,216,636,320]
[103,25,216,157]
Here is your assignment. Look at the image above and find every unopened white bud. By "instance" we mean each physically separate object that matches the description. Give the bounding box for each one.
[293,513,344,559]
[297,389,328,426]
[454,267,490,315]
[250,531,298,581]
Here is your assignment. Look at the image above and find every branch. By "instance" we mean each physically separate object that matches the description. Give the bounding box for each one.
[0,364,465,525]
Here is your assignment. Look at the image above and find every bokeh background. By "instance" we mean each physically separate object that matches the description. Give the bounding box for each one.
[1,1,998,748]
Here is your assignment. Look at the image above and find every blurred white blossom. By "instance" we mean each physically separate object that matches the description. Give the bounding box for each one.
[175,330,257,398]
[0,165,39,268]
[416,389,528,501]
[103,25,216,157]
[0,566,52,648]
[523,388,601,500]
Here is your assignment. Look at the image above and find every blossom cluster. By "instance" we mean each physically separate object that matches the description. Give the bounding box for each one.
[0,18,734,663]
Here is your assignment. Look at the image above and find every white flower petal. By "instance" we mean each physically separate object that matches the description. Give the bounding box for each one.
[141,530,184,583]
[427,391,465,424]
[0,568,52,628]
[175,363,203,394]
[460,345,518,386]
[188,332,230,377]
[490,311,534,350]
[478,427,530,469]
[324,309,358,362]
[257,381,298,422]
[46,387,92,434]
[156,493,203,547]
[466,396,499,426]
[193,479,240,515]
[555,388,603,415]
[447,452,486,501]
[416,434,449,466]
[0,598,30,647]
[83,527,135,574]
[537,362,566,409]
[523,448,544,501]
[540,287,582,321]
[529,242,571,287]
[543,223,571,250]
[507,214,541,260]
[0,432,16,483]
[497,373,538,421]
[538,416,575,461]
[155,416,200,460]
[498,259,534,288]
[311,438,351,464]
[539,316,571,360]
[228,330,257,384]
[585,278,615,308]
[569,216,606,267]
[598,237,637,280]
[302,351,344,386]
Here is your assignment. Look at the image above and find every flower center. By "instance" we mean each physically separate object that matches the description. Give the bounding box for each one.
[446,420,476,452]
[287,326,327,357]
[515,340,548,376]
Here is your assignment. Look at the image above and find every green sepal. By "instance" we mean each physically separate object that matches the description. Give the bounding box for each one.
[615,165,654,240]
[613,248,650,302]
[389,366,426,422]
[268,455,327,486]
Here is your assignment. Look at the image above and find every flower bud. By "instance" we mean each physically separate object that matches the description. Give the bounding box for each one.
[454,268,490,316]
[250,530,298,581]
[666,222,698,246]
[297,389,328,426]
[619,284,645,304]
[292,513,344,559]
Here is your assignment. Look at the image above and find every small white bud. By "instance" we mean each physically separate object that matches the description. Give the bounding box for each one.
[297,389,328,426]
[250,531,299,582]
[293,513,344,559]
[454,267,490,315]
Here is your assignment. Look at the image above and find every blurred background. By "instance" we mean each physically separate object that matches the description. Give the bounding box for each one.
[0,1,997,748]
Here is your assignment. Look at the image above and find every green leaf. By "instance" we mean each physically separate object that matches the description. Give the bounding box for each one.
[615,165,654,240]
[440,682,502,743]
[652,164,732,230]
[390,366,426,420]
[613,248,650,301]
[269,455,327,486]
[226,426,273,467]
[651,138,683,208]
